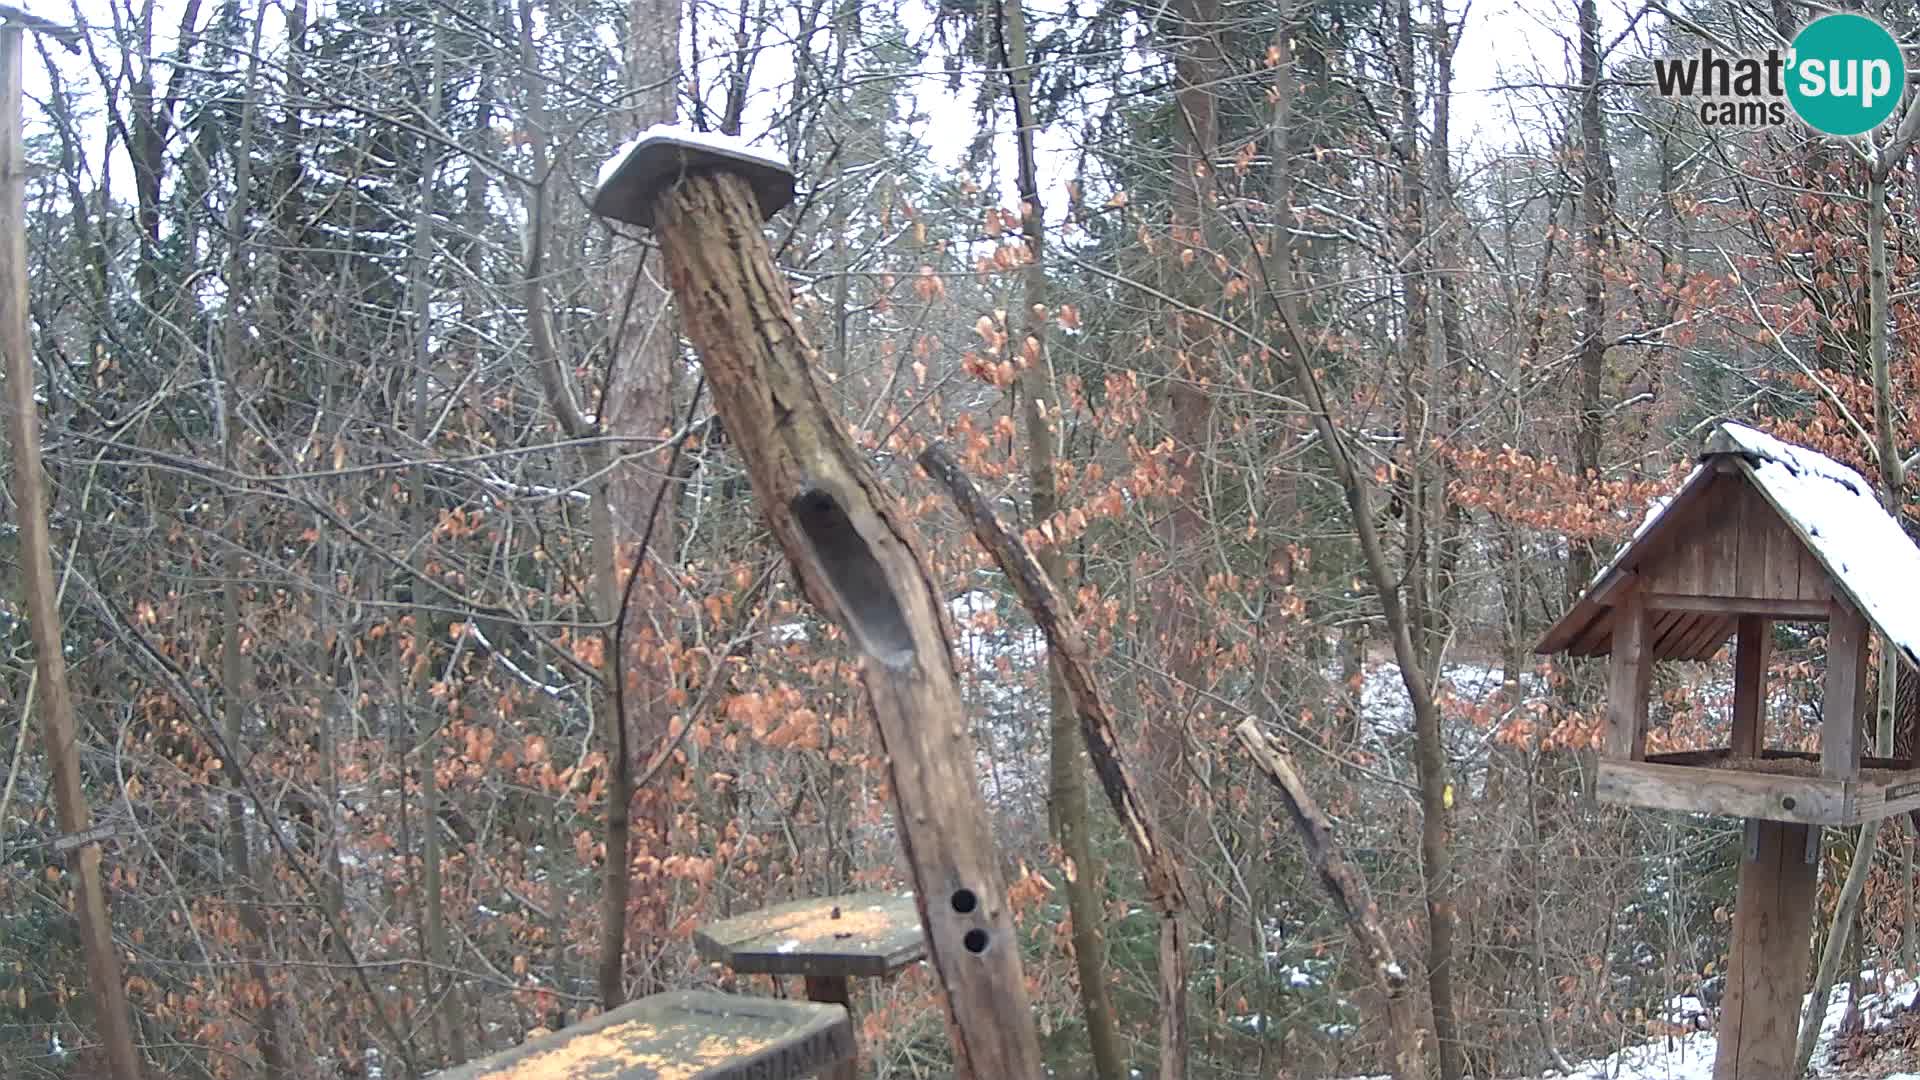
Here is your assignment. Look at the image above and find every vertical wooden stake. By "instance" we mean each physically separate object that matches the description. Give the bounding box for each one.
[1731,615,1770,758]
[0,24,144,1080]
[803,976,856,1080]
[1607,590,1652,761]
[1825,599,1868,781]
[1714,820,1817,1080]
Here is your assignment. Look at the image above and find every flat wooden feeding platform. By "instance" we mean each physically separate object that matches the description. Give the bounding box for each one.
[1598,749,1920,825]
[694,891,924,978]
[434,990,853,1080]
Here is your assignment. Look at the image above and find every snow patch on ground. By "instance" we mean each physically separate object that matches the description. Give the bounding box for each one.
[1331,967,1918,1080]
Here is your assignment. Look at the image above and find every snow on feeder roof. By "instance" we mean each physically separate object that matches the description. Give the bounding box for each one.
[591,124,795,229]
[1538,421,1920,671]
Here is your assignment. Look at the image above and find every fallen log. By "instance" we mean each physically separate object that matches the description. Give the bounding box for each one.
[591,128,1042,1078]
[917,440,1192,1080]
[1234,719,1428,1079]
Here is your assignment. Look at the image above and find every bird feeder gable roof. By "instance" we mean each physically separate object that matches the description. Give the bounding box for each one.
[1535,422,1920,670]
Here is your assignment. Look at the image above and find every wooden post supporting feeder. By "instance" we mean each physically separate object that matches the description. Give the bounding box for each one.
[1538,422,1920,1080]
[695,891,925,1080]
[592,128,1044,1077]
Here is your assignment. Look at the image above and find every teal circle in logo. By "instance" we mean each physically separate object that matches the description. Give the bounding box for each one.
[1787,14,1906,136]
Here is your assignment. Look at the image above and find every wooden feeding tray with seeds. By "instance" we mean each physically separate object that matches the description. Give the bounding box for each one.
[433,990,853,1080]
[694,891,925,979]
[694,891,924,1080]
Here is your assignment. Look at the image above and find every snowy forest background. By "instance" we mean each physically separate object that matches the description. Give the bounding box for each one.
[6,0,1920,1075]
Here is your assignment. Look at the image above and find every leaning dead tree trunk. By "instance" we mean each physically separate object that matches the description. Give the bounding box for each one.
[592,133,1042,1077]
[0,20,144,1080]
[919,441,1192,1079]
[1234,720,1429,1079]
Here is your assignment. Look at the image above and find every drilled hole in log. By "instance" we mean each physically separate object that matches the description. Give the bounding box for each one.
[950,888,977,914]
[791,487,914,669]
[963,928,990,954]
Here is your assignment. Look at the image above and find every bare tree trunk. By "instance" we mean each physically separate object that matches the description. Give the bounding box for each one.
[215,16,288,1073]
[1569,0,1612,599]
[1390,0,1461,1072]
[1158,9,1216,1067]
[596,0,684,1007]
[0,23,144,1080]
[410,23,468,1065]
[996,0,1124,1074]
[1425,0,1467,672]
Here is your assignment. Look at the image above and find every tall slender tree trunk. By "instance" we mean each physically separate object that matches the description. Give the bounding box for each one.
[593,0,685,1008]
[1426,0,1467,674]
[1569,0,1612,600]
[1163,0,1217,860]
[216,19,287,1072]
[1,23,145,1080]
[1000,1,1124,1075]
[1155,3,1221,1072]
[1389,0,1463,1074]
[410,23,469,1065]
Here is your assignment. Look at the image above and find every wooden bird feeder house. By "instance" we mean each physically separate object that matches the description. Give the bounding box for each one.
[1539,420,1920,1079]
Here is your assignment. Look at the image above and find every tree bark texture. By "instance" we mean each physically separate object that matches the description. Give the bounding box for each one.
[1387,1,1463,1073]
[648,169,1043,1079]
[1158,0,1222,895]
[1570,0,1612,599]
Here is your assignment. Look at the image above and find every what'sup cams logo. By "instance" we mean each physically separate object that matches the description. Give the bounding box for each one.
[1653,13,1907,135]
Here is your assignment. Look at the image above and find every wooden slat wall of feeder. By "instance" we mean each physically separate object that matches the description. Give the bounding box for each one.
[1539,421,1920,1080]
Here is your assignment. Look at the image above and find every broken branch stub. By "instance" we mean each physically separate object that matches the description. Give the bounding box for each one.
[1234,719,1429,1079]
[592,133,1043,1078]
[917,439,1192,1080]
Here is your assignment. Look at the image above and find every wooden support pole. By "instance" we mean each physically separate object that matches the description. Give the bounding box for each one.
[1731,615,1770,758]
[1714,820,1817,1080]
[1607,589,1652,761]
[1825,598,1868,781]
[919,440,1193,1080]
[0,25,144,1080]
[594,140,1042,1077]
[802,976,856,1080]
